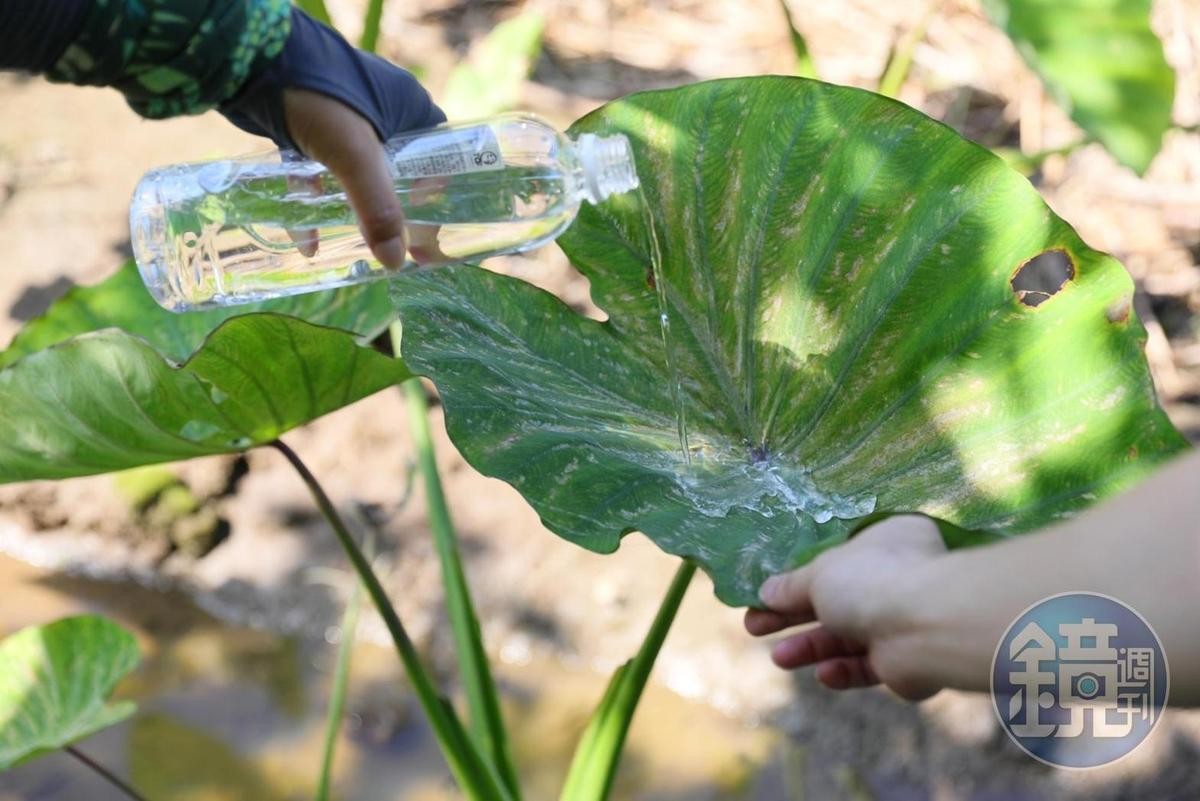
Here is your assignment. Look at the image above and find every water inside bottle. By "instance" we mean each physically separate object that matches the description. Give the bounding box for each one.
[133,158,583,310]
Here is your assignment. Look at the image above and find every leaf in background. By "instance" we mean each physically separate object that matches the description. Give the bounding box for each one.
[393,78,1189,605]
[983,0,1175,174]
[558,563,693,801]
[441,10,546,120]
[359,0,385,54]
[0,263,407,482]
[876,1,939,98]
[293,0,332,26]
[778,0,818,80]
[0,616,140,771]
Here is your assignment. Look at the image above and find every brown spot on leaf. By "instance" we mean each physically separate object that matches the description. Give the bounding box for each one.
[646,266,656,290]
[1011,250,1075,308]
[1106,295,1132,324]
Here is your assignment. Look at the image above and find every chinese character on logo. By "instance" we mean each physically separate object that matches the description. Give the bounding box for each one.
[992,593,1168,768]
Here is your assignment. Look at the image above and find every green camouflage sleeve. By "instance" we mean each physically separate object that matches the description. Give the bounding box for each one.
[47,0,292,119]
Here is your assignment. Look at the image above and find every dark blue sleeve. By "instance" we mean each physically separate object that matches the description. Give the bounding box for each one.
[219,8,446,153]
[0,0,90,73]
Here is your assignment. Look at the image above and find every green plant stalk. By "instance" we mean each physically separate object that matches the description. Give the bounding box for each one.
[66,746,150,801]
[777,0,817,79]
[315,567,364,801]
[393,325,522,801]
[359,0,385,54]
[559,560,696,801]
[271,439,511,801]
[877,0,939,97]
[294,0,333,26]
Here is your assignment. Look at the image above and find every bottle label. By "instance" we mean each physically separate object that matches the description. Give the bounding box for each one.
[390,125,506,178]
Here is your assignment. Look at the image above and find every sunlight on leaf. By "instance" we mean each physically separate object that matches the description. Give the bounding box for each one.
[0,616,140,771]
[0,263,406,482]
[393,78,1188,605]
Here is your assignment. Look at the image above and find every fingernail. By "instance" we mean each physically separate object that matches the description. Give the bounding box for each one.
[374,235,406,270]
[759,575,782,606]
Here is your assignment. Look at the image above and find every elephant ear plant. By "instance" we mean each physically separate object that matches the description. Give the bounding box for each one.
[393,76,1190,607]
[786,0,1176,174]
[0,616,145,800]
[0,78,1189,800]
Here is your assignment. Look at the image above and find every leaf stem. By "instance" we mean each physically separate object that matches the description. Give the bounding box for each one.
[65,746,149,801]
[877,0,940,98]
[392,321,522,800]
[270,439,510,801]
[559,560,696,801]
[315,555,365,801]
[359,0,384,53]
[778,0,817,79]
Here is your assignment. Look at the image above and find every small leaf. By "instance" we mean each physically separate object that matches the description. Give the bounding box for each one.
[778,0,818,80]
[393,78,1189,606]
[0,261,394,368]
[983,0,1175,174]
[0,615,140,771]
[0,262,407,482]
[441,10,545,120]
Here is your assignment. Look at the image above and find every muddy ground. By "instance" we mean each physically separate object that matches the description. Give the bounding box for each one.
[1,0,1200,799]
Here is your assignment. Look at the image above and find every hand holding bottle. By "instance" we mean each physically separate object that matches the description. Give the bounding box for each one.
[131,115,639,310]
[282,87,411,269]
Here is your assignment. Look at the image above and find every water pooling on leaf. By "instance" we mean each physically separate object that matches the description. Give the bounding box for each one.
[392,78,1189,606]
[676,453,876,525]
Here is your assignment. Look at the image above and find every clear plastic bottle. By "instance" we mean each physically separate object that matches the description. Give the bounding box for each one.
[130,113,639,311]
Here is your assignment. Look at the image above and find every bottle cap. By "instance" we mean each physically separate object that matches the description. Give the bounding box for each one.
[577,133,640,203]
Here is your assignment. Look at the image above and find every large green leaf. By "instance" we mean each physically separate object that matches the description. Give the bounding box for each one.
[392,77,1189,606]
[984,0,1175,174]
[0,615,140,771]
[0,262,406,482]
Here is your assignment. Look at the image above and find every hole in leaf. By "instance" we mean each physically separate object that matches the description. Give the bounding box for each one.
[1011,250,1075,307]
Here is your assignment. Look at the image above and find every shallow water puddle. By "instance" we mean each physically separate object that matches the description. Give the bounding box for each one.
[0,554,782,801]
